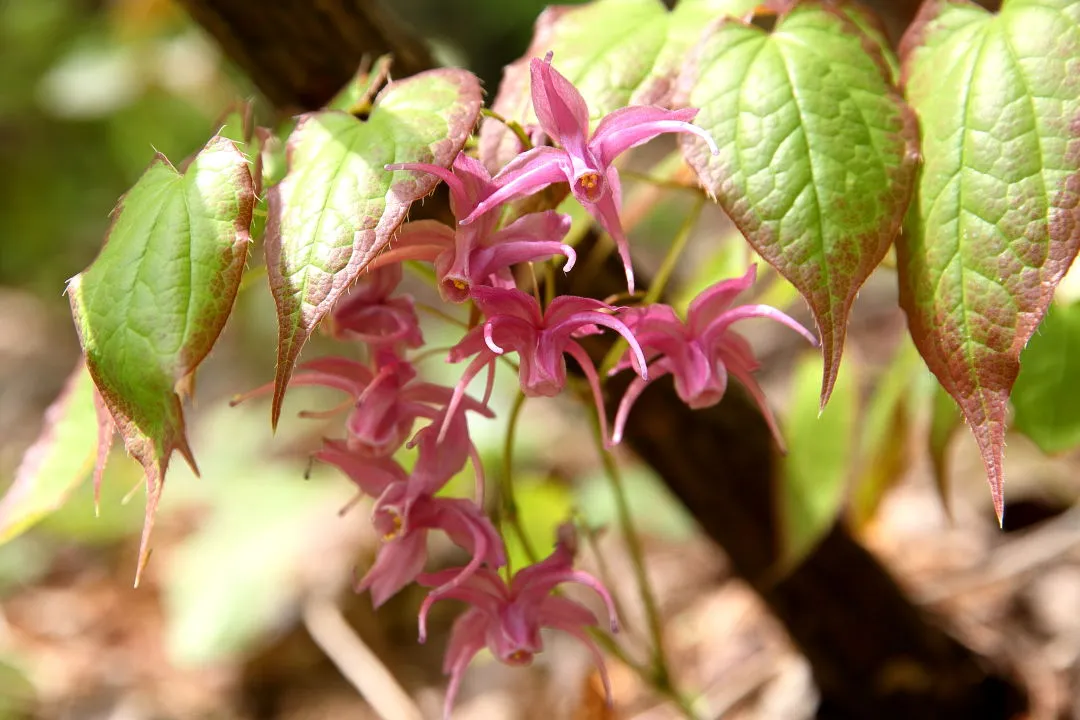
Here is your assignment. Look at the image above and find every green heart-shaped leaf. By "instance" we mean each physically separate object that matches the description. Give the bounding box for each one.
[681,2,918,408]
[266,68,482,426]
[898,0,1080,521]
[67,135,254,583]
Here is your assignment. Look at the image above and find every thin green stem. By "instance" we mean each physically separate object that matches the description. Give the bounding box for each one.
[591,421,669,677]
[588,628,701,719]
[598,195,706,376]
[414,301,469,330]
[501,392,538,568]
[481,108,533,151]
[644,195,706,307]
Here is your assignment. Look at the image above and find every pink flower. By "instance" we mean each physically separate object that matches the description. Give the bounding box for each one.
[611,265,818,448]
[234,353,492,458]
[318,409,504,607]
[443,286,647,444]
[418,527,618,718]
[381,153,576,302]
[327,263,423,352]
[459,53,719,293]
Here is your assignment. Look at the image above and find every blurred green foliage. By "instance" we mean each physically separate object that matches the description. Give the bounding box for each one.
[0,0,242,294]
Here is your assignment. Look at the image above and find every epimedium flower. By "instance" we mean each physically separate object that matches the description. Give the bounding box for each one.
[442,285,648,444]
[317,409,504,608]
[232,351,492,458]
[418,526,618,719]
[459,52,719,293]
[610,265,818,449]
[327,262,424,352]
[380,152,576,303]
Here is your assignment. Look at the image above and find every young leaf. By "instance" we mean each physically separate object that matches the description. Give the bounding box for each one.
[266,69,482,427]
[777,349,858,572]
[897,0,1080,522]
[680,2,918,409]
[478,0,757,172]
[67,135,254,584]
[0,362,98,543]
[1012,301,1080,454]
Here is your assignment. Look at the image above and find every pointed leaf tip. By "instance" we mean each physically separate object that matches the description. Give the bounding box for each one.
[266,69,482,423]
[680,4,917,416]
[898,0,1080,518]
[69,135,254,578]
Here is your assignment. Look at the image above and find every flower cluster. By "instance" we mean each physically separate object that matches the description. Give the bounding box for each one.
[249,53,815,717]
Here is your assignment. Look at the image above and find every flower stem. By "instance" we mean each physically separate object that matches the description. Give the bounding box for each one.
[588,409,679,706]
[501,392,538,569]
[643,195,706,307]
[481,107,533,152]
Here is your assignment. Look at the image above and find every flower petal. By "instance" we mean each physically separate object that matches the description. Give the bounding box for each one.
[459,147,570,226]
[530,52,591,157]
[441,609,489,719]
[591,105,718,167]
[686,265,757,335]
[581,168,635,293]
[367,220,454,271]
[357,530,429,607]
[315,440,407,497]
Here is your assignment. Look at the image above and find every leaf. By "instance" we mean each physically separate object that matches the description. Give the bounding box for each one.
[849,339,920,529]
[836,2,900,83]
[478,0,758,172]
[266,68,482,427]
[681,2,918,409]
[777,349,858,572]
[67,135,254,584]
[897,0,1080,522]
[0,362,98,543]
[1013,300,1080,454]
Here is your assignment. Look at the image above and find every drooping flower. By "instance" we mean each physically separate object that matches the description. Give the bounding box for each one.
[327,263,424,352]
[380,152,576,302]
[357,490,506,607]
[233,352,492,458]
[459,52,719,293]
[318,409,504,607]
[442,285,647,443]
[418,526,618,718]
[610,265,818,448]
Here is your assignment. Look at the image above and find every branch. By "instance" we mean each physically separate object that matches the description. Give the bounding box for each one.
[176,0,433,111]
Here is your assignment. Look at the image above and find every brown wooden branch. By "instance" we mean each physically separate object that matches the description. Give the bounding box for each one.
[176,0,432,111]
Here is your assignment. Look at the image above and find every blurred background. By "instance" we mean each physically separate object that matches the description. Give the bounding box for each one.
[2,0,1080,718]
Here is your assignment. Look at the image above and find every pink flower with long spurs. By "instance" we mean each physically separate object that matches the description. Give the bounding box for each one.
[327,263,424,352]
[419,526,618,719]
[317,409,504,607]
[233,352,492,458]
[381,152,577,302]
[610,265,818,448]
[442,285,648,443]
[459,52,719,293]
